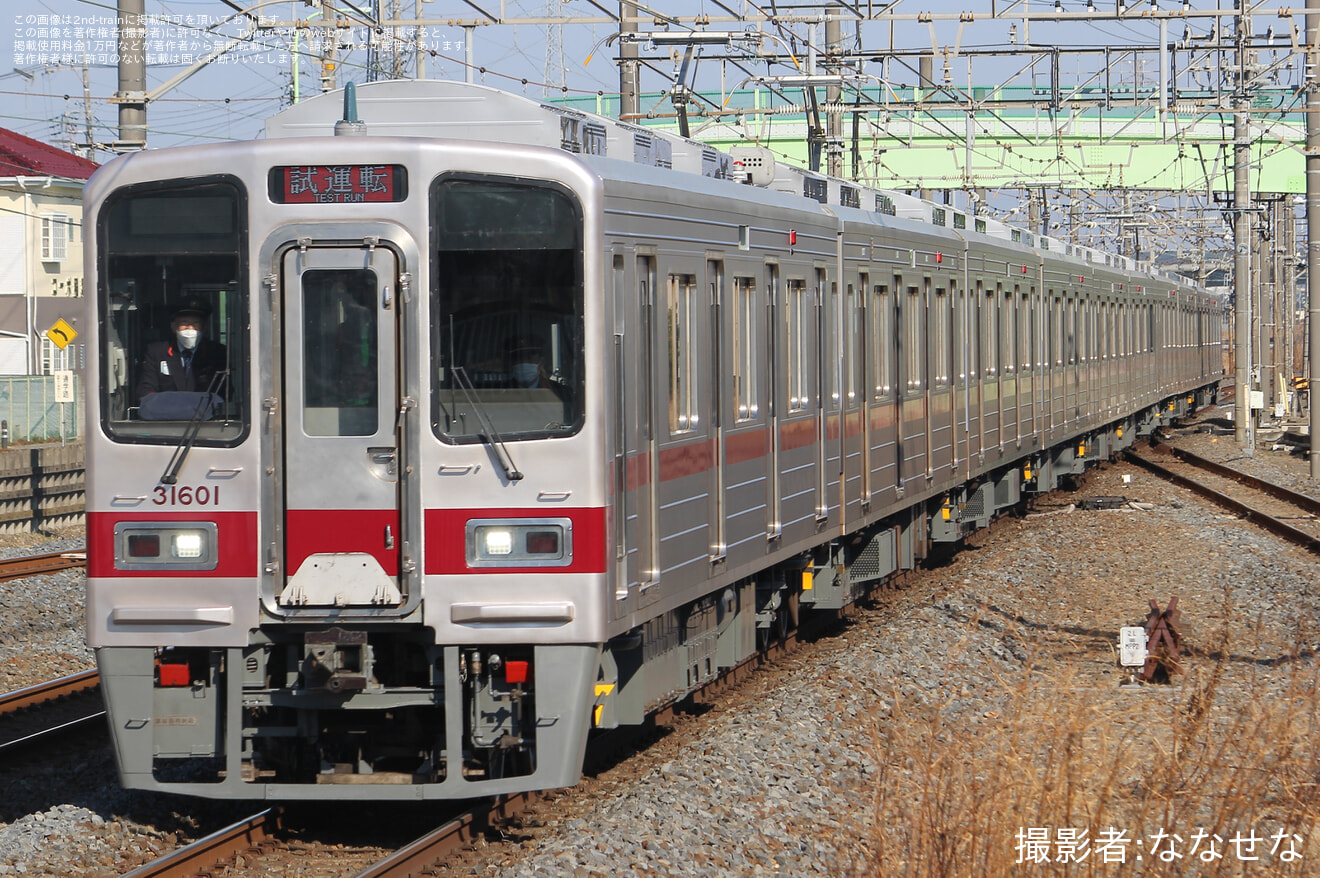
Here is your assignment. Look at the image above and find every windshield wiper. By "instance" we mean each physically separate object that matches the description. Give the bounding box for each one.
[449,366,524,482]
[159,370,229,486]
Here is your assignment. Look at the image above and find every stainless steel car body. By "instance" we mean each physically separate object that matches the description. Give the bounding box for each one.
[83,80,1222,799]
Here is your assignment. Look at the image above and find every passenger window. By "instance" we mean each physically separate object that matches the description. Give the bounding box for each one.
[904,285,923,393]
[933,283,950,388]
[1001,285,1015,373]
[966,282,980,381]
[982,284,998,377]
[871,284,892,399]
[786,279,809,411]
[667,273,699,433]
[1017,286,1031,370]
[732,277,759,421]
[848,279,865,407]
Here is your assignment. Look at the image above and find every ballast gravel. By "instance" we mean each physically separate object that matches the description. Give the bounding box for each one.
[0,408,1317,876]
[0,533,92,695]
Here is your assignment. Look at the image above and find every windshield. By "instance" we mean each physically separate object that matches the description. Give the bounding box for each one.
[430,175,584,443]
[98,177,248,446]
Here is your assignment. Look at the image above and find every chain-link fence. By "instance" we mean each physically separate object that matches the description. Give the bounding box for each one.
[0,376,82,444]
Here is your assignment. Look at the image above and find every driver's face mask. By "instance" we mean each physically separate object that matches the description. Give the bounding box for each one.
[511,362,539,387]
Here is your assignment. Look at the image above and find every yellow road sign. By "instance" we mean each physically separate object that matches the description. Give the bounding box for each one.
[45,318,77,350]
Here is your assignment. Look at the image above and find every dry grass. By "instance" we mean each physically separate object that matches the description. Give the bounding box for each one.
[847,605,1320,877]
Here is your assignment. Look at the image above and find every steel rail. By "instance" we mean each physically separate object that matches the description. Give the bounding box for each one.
[1126,448,1320,557]
[0,711,106,757]
[0,669,99,715]
[351,628,806,877]
[351,795,533,878]
[0,550,87,583]
[119,809,279,878]
[1164,445,1320,518]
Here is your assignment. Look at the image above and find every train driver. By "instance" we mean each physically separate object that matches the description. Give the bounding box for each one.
[505,335,552,389]
[134,299,229,418]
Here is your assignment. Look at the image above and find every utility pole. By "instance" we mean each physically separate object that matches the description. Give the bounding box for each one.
[1283,198,1296,406]
[115,0,147,150]
[825,6,843,179]
[81,57,95,158]
[619,2,640,120]
[416,0,425,79]
[389,0,406,79]
[918,55,934,202]
[1234,6,1255,454]
[319,0,340,92]
[1273,198,1287,413]
[544,0,564,96]
[1258,199,1275,413]
[1308,0,1320,478]
[464,26,475,84]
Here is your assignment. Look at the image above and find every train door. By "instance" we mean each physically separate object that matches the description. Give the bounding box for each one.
[1066,293,1078,423]
[1020,284,1034,443]
[634,254,659,600]
[954,280,970,477]
[708,258,727,561]
[277,244,406,609]
[1048,290,1060,435]
[972,278,986,460]
[901,278,926,483]
[611,252,630,610]
[816,267,831,522]
[765,261,782,539]
[893,272,907,491]
[1001,282,1017,448]
[870,279,897,502]
[927,276,947,477]
[984,281,1001,452]
[851,273,870,512]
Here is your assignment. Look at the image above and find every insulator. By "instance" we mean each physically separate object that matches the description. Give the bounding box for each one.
[768,102,858,115]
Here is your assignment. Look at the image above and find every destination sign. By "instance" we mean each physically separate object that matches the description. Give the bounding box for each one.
[269,164,408,204]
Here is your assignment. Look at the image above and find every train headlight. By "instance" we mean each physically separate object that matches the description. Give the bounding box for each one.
[172,533,204,559]
[466,518,573,567]
[114,522,218,571]
[483,529,514,556]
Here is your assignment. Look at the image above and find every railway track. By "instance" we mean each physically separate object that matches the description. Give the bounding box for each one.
[0,549,86,582]
[1126,442,1320,556]
[0,670,105,756]
[0,668,99,715]
[0,549,98,752]
[120,810,281,878]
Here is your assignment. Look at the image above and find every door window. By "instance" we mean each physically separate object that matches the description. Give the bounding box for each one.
[301,269,379,437]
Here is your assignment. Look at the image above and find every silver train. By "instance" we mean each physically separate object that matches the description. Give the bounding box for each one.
[83,80,1222,799]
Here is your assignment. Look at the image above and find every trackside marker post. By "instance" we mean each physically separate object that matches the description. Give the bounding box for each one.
[1140,597,1183,682]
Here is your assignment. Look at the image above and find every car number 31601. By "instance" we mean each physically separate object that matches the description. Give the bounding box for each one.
[152,485,222,506]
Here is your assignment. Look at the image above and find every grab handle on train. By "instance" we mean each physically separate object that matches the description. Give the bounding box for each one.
[368,446,398,478]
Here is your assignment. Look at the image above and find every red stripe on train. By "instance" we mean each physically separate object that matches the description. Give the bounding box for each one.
[86,510,259,578]
[423,507,607,575]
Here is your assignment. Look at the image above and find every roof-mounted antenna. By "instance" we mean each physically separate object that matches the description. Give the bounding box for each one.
[334,82,367,137]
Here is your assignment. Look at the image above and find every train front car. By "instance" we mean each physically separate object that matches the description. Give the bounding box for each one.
[84,96,606,799]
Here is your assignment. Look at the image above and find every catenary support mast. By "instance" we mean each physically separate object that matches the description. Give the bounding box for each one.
[1309,0,1320,478]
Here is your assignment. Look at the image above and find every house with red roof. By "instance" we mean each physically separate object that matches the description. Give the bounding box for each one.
[0,129,98,375]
